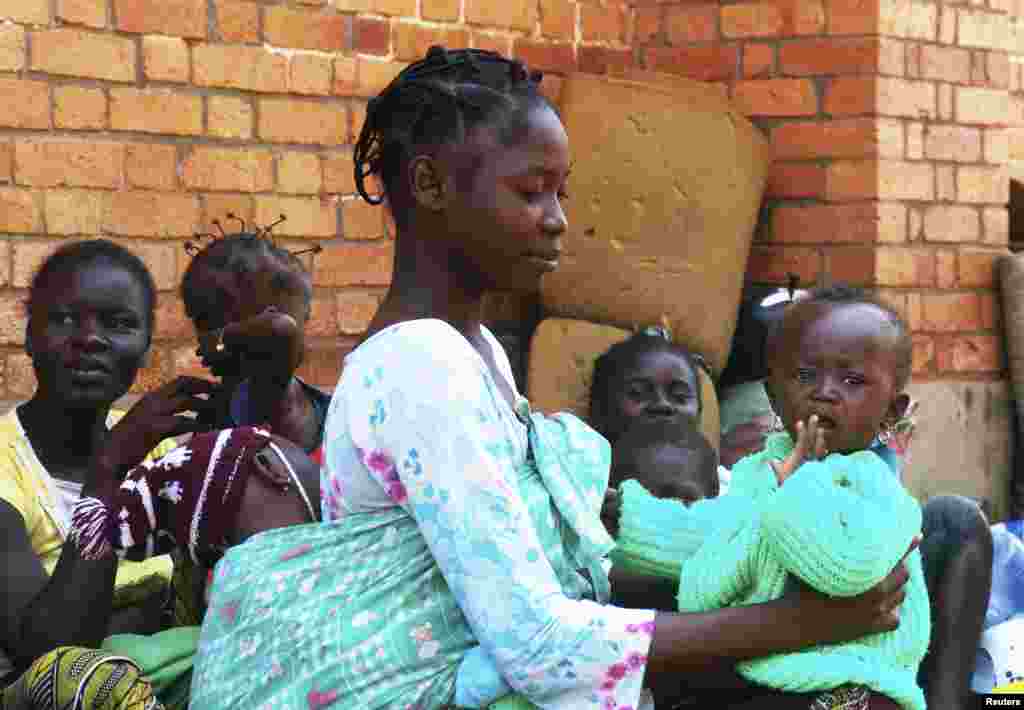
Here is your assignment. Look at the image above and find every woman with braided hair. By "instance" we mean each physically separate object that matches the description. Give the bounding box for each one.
[191,46,914,710]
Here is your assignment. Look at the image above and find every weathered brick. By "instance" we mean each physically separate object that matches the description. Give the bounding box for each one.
[828,159,933,200]
[32,30,135,82]
[46,189,104,234]
[0,188,42,233]
[422,0,459,22]
[743,43,775,78]
[0,293,27,345]
[983,206,1009,245]
[0,79,49,130]
[580,2,626,43]
[355,16,389,55]
[985,51,1011,89]
[959,9,1011,50]
[936,334,1002,373]
[732,79,817,116]
[824,76,875,115]
[878,76,936,118]
[265,5,347,51]
[208,96,253,140]
[634,4,662,43]
[154,293,193,341]
[766,163,825,198]
[259,99,347,146]
[16,141,123,188]
[214,0,260,42]
[911,335,934,374]
[665,4,716,44]
[936,250,957,289]
[779,38,878,76]
[254,196,336,238]
[824,246,876,285]
[875,246,936,286]
[645,45,738,82]
[394,22,470,62]
[936,164,956,201]
[341,198,383,240]
[373,0,414,15]
[515,40,577,74]
[578,46,633,76]
[924,124,982,162]
[827,0,876,35]
[937,82,953,121]
[290,52,333,95]
[323,150,357,195]
[980,291,1000,331]
[111,88,203,136]
[143,36,190,83]
[201,194,254,232]
[958,165,1008,204]
[313,242,394,286]
[6,352,34,399]
[919,44,971,83]
[777,0,826,35]
[879,0,937,40]
[956,86,1011,124]
[335,58,407,98]
[923,205,981,242]
[182,147,273,192]
[125,144,178,191]
[922,292,981,332]
[959,248,1001,287]
[721,3,784,38]
[349,101,366,143]
[0,0,50,23]
[0,143,11,184]
[466,0,535,32]
[0,24,25,71]
[304,295,339,337]
[295,345,347,389]
[278,152,322,195]
[878,37,904,76]
[336,291,381,335]
[104,191,200,237]
[54,86,107,130]
[115,0,206,38]
[747,246,822,283]
[906,121,923,159]
[770,203,899,243]
[194,44,289,93]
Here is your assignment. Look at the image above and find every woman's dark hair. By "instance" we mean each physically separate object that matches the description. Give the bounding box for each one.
[353,45,551,226]
[589,332,708,421]
[180,217,314,328]
[28,239,157,339]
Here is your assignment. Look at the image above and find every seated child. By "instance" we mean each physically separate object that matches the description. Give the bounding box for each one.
[614,285,930,710]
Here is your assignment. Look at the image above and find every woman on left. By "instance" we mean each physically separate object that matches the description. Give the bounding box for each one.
[0,239,216,710]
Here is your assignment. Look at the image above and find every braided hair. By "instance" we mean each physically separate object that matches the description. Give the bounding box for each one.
[353,46,551,226]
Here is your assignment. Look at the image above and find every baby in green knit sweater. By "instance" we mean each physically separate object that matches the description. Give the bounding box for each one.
[614,284,930,710]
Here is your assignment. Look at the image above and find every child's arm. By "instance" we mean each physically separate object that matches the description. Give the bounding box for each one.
[761,450,922,597]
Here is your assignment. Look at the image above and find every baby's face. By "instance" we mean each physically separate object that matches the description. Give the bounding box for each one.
[612,444,717,505]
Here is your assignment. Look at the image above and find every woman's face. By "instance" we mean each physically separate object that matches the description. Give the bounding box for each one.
[27,261,150,410]
[441,104,571,294]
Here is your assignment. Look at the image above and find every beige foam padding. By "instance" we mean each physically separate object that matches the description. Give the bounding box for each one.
[543,72,770,376]
[527,318,720,452]
[1000,253,1024,427]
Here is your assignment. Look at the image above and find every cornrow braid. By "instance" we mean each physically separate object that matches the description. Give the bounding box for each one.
[353,45,549,218]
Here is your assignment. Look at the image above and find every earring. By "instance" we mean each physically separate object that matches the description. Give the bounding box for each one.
[877,421,895,445]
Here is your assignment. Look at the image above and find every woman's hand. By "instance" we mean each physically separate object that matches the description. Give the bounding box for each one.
[90,376,217,492]
[770,415,827,486]
[601,489,621,538]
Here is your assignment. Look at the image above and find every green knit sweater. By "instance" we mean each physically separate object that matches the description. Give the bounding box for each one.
[614,433,930,710]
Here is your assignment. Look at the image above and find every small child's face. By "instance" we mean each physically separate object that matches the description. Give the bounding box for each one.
[768,303,904,455]
[612,444,717,505]
[603,349,700,444]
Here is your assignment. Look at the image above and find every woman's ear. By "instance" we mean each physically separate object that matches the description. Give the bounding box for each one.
[409,155,447,212]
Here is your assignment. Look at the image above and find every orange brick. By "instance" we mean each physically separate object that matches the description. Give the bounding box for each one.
[983,206,1009,245]
[46,189,104,235]
[747,245,822,283]
[422,0,459,22]
[0,23,25,71]
[924,124,982,162]
[879,0,937,40]
[923,205,981,242]
[304,295,339,338]
[336,291,381,335]
[908,206,922,241]
[777,0,826,35]
[466,0,535,32]
[919,44,971,84]
[0,188,43,233]
[115,0,207,38]
[956,86,1012,124]
[936,249,957,288]
[824,246,876,285]
[937,82,953,120]
[827,0,878,35]
[578,46,633,76]
[341,198,383,240]
[875,246,936,286]
[182,147,273,192]
[111,88,203,136]
[765,163,825,198]
[906,121,924,159]
[721,3,784,38]
[911,334,934,374]
[984,127,1009,165]
[16,141,123,189]
[154,293,193,341]
[295,345,347,389]
[289,52,333,96]
[0,289,24,345]
[580,2,626,43]
[936,164,955,201]
[355,16,390,56]
[980,291,999,331]
[393,22,470,63]
[514,40,576,74]
[734,79,817,117]
[828,160,933,201]
[201,194,254,231]
[935,334,1002,373]
[825,76,875,115]
[194,44,289,93]
[645,45,738,82]
[878,37,903,76]
[254,196,336,238]
[0,80,49,130]
[743,43,775,78]
[104,191,200,238]
[342,59,408,98]
[207,96,253,140]
[878,76,936,118]
[314,242,394,286]
[278,152,322,195]
[6,352,34,399]
[54,86,107,130]
[125,144,178,191]
[31,30,134,82]
[323,150,357,195]
[0,142,11,184]
[258,99,347,146]
[142,36,190,83]
[985,51,1011,89]
[958,9,1009,50]
[779,37,878,76]
[349,101,366,143]
[905,43,921,79]
[634,5,661,44]
[332,0,371,9]
[540,0,574,39]
[12,241,62,288]
[958,248,1001,287]
[922,292,981,332]
[0,0,50,23]
[214,0,260,43]
[265,5,347,51]
[770,203,897,243]
[958,165,1008,204]
[373,0,415,16]
[665,4,716,44]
